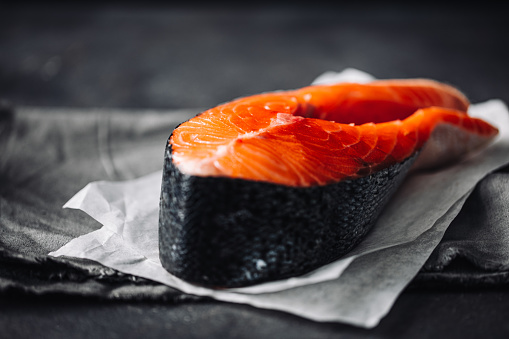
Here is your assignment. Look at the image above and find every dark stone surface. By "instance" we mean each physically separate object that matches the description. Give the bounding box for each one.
[1,3,509,109]
[2,287,509,339]
[2,3,509,338]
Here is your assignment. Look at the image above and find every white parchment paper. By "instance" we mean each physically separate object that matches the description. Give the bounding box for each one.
[50,69,509,328]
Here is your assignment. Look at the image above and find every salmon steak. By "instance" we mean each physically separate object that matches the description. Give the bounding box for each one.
[159,79,498,288]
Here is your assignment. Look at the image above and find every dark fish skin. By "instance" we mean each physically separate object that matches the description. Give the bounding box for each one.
[159,139,417,288]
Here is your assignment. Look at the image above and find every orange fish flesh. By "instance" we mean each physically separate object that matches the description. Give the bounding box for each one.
[159,79,498,288]
[171,80,497,187]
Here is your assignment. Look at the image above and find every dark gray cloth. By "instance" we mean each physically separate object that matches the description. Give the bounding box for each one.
[1,104,508,300]
[0,104,200,299]
[417,168,509,287]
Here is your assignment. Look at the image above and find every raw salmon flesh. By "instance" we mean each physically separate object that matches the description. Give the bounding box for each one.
[159,79,498,288]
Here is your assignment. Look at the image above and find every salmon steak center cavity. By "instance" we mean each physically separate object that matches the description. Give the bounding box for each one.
[159,79,498,288]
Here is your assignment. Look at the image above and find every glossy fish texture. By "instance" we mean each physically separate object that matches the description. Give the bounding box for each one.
[160,79,498,288]
[171,80,496,186]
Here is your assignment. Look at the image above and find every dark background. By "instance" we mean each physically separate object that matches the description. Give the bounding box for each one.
[2,2,509,338]
[2,3,509,109]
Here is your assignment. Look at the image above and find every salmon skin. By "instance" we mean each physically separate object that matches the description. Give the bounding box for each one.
[159,79,498,288]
